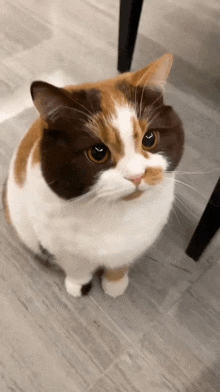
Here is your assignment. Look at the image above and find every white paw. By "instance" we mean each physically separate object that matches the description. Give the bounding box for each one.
[102,274,129,298]
[65,277,83,297]
[64,276,92,297]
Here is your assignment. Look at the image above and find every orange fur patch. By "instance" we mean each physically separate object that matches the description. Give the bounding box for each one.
[132,117,149,155]
[144,167,164,185]
[14,119,44,186]
[32,139,41,166]
[104,266,129,281]
[89,113,124,163]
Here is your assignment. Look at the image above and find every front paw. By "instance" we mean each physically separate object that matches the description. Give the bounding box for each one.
[102,274,129,298]
[65,277,92,297]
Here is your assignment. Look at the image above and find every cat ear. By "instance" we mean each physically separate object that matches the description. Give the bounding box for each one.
[130,53,173,90]
[31,81,73,121]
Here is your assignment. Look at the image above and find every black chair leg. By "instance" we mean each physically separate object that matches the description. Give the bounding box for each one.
[117,0,144,73]
[186,177,220,261]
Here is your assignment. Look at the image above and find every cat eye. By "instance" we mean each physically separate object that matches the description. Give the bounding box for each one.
[87,145,110,164]
[142,130,159,150]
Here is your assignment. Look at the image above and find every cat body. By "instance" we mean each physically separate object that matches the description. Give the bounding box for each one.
[4,54,184,297]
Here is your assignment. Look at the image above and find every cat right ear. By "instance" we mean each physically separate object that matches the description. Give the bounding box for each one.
[31,81,73,122]
[130,53,174,90]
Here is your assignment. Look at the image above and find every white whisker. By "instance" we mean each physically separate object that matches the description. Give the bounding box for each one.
[173,200,190,222]
[51,104,93,122]
[139,83,146,117]
[168,168,219,176]
[67,106,92,120]
[164,177,208,201]
[67,94,95,117]
[172,203,181,225]
[174,195,199,219]
[106,91,116,108]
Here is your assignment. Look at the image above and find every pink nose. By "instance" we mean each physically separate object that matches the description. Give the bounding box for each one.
[130,176,143,185]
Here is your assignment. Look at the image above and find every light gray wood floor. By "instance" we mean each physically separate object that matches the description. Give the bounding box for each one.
[0,0,220,391]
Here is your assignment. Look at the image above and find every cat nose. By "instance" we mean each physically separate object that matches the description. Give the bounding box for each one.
[128,175,144,185]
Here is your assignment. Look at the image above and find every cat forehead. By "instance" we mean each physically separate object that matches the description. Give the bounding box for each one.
[64,80,160,161]
[87,99,147,162]
[65,79,162,115]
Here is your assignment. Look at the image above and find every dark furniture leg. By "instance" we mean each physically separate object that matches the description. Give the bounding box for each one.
[186,177,220,261]
[118,0,144,73]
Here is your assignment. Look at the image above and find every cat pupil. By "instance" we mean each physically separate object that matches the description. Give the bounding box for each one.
[143,132,155,147]
[92,145,107,160]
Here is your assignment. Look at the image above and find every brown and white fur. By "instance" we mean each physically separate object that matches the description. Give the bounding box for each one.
[4,54,184,298]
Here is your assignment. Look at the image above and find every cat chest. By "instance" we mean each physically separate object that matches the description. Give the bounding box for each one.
[32,196,172,264]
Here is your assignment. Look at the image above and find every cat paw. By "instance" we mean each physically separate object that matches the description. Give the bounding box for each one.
[102,274,129,298]
[65,277,92,297]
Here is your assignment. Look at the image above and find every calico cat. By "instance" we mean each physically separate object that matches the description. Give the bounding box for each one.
[4,54,184,298]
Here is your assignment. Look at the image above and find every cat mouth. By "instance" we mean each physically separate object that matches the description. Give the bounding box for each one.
[122,189,144,201]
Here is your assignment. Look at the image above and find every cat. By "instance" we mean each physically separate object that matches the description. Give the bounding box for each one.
[3,53,184,298]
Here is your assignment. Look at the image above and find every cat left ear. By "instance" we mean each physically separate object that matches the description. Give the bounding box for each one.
[130,53,174,90]
[31,81,73,122]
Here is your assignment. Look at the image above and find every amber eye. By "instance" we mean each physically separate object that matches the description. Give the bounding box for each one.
[142,130,159,150]
[87,145,110,164]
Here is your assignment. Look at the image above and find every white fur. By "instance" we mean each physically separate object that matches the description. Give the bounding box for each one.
[102,273,129,298]
[65,276,92,297]
[7,105,175,297]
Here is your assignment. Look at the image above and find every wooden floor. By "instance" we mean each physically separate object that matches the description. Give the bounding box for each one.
[0,0,220,391]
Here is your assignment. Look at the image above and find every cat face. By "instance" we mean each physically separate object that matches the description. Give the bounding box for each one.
[31,54,184,201]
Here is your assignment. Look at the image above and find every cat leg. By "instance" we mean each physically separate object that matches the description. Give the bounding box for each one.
[102,266,129,298]
[60,255,94,297]
[65,275,93,297]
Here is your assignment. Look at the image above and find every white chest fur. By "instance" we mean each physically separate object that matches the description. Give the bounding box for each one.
[25,163,175,270]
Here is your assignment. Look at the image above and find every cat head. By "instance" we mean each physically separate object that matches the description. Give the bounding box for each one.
[31,53,184,201]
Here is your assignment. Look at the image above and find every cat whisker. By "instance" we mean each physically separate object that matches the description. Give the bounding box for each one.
[145,98,165,125]
[173,200,191,222]
[134,79,140,114]
[50,104,93,123]
[101,113,111,129]
[171,203,181,226]
[164,176,210,202]
[167,168,219,176]
[106,91,116,108]
[67,95,95,118]
[67,106,93,121]
[138,74,161,116]
[146,107,162,126]
[139,82,147,116]
[174,195,199,219]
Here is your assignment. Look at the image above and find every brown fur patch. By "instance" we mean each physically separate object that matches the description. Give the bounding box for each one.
[143,167,164,185]
[104,266,129,281]
[14,119,44,186]
[89,113,124,163]
[65,80,127,163]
